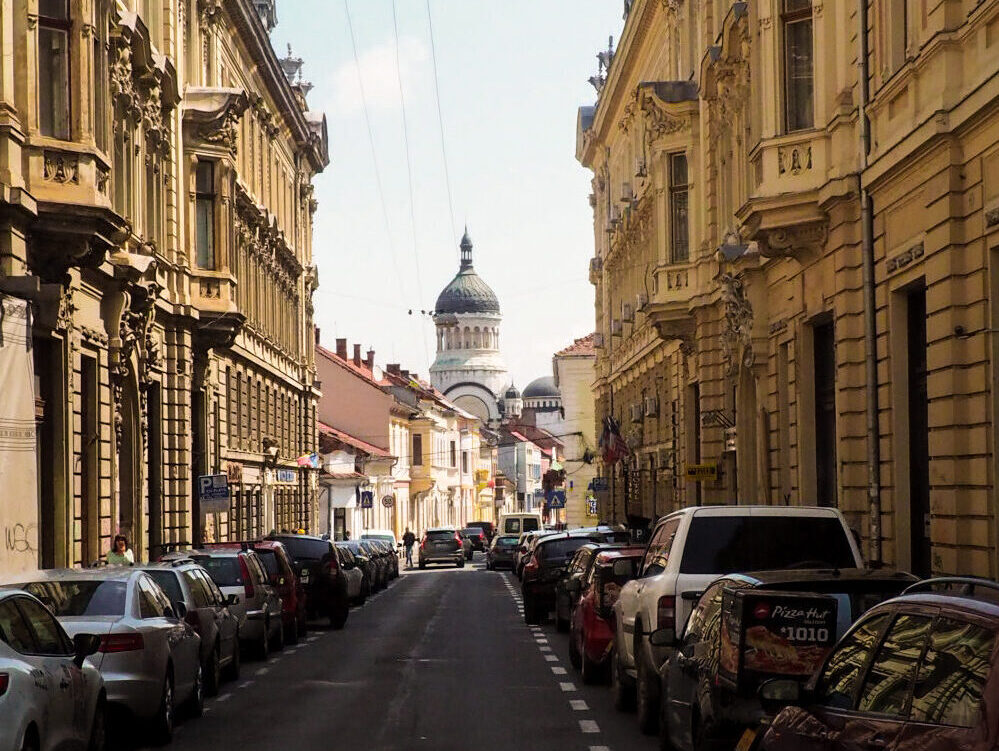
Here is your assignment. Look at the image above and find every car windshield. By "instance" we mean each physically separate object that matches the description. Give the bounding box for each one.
[146,571,184,604]
[599,558,640,586]
[496,537,519,548]
[679,516,857,574]
[255,550,280,577]
[426,531,455,542]
[20,580,128,617]
[192,556,243,586]
[541,538,591,562]
[461,529,479,536]
[270,537,330,563]
[523,518,540,532]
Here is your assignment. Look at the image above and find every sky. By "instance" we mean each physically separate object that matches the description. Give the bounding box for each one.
[277,1,625,388]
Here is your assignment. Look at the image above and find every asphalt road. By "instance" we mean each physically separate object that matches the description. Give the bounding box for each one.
[149,554,658,751]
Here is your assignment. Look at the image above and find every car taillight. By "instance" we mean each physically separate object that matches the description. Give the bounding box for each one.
[656,595,676,632]
[239,556,255,599]
[0,673,8,696]
[454,533,463,545]
[420,539,426,550]
[524,553,540,574]
[99,633,145,652]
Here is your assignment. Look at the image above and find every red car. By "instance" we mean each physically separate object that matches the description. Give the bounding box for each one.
[251,541,308,644]
[568,546,644,684]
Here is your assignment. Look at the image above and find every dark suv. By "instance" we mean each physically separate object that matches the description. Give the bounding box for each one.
[419,528,465,569]
[265,533,349,629]
[138,558,241,695]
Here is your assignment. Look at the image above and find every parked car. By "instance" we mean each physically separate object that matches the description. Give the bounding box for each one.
[9,568,203,744]
[372,539,400,579]
[361,529,398,550]
[250,541,307,643]
[759,576,999,751]
[339,541,376,599]
[419,528,465,569]
[515,530,557,579]
[657,568,917,751]
[358,539,390,589]
[459,532,474,561]
[554,542,607,632]
[466,521,495,543]
[461,527,488,553]
[0,589,104,751]
[521,529,626,625]
[499,512,543,536]
[186,548,284,657]
[486,534,521,570]
[335,544,366,604]
[568,546,646,684]
[265,533,350,629]
[137,559,241,695]
[613,505,865,734]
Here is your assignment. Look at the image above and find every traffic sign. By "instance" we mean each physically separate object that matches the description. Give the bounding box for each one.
[360,491,374,509]
[198,474,230,514]
[590,477,609,492]
[381,494,395,508]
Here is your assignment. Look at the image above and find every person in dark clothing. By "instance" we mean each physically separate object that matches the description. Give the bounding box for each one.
[402,528,416,568]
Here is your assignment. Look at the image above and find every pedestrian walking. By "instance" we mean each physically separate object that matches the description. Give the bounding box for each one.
[402,528,416,568]
[106,534,134,566]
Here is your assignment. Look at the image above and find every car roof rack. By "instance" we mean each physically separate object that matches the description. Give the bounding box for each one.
[902,576,999,598]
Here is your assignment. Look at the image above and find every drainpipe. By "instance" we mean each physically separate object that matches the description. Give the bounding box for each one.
[858,0,882,566]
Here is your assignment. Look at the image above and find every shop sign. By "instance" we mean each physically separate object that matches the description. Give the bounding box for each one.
[684,463,718,481]
[275,469,297,484]
[586,496,598,517]
[226,462,243,484]
[198,474,230,514]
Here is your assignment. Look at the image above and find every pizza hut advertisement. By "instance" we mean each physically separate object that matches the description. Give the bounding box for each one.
[718,588,838,692]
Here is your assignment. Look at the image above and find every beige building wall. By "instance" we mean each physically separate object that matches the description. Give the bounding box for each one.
[553,336,599,528]
[578,0,999,576]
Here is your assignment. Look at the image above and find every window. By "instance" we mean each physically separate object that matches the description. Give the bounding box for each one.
[462,451,469,474]
[182,570,213,608]
[816,612,891,709]
[858,614,933,717]
[641,518,680,577]
[0,600,36,653]
[92,1,109,151]
[909,618,995,728]
[195,161,216,269]
[147,571,183,606]
[197,570,225,607]
[783,0,814,131]
[450,441,457,468]
[17,597,71,655]
[38,0,71,139]
[668,153,689,262]
[412,434,423,466]
[138,576,168,619]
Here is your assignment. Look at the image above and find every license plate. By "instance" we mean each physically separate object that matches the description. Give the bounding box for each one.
[300,569,310,583]
[736,728,757,751]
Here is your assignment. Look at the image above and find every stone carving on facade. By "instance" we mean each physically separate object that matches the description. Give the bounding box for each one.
[110,36,137,113]
[55,287,78,333]
[756,220,828,260]
[42,152,79,184]
[198,0,223,29]
[778,144,813,175]
[185,88,249,158]
[985,207,999,228]
[718,271,754,375]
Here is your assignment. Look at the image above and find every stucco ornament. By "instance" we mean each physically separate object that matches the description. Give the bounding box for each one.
[718,272,754,375]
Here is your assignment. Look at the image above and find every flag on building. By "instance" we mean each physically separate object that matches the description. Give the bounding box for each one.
[598,416,630,466]
[296,452,319,468]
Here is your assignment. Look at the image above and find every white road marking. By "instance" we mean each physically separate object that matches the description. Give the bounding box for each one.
[539,646,552,652]
[589,746,611,751]
[579,720,600,734]
[215,693,232,702]
[256,667,269,675]
[552,666,567,675]
[544,654,558,662]
[570,699,589,711]
[238,681,253,689]
[559,682,576,691]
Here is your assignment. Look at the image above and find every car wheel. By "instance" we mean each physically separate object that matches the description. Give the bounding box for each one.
[581,645,606,686]
[419,560,426,570]
[457,558,465,569]
[87,696,107,751]
[610,645,636,712]
[20,728,39,751]
[224,638,241,682]
[185,663,204,719]
[637,647,661,735]
[523,594,540,625]
[270,617,285,652]
[286,616,299,645]
[330,603,349,630]
[568,632,582,669]
[151,672,174,745]
[204,644,221,697]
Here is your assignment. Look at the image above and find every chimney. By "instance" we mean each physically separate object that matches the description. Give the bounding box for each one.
[365,348,375,369]
[400,369,410,380]
[335,338,347,359]
[387,363,401,375]
[353,344,362,367]
[314,326,321,346]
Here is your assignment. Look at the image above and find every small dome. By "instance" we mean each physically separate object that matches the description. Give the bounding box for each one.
[523,376,560,399]
[505,384,521,399]
[434,229,501,315]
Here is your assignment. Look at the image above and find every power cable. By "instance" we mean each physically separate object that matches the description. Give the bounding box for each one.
[342,0,406,301]
[424,0,457,243]
[391,0,430,364]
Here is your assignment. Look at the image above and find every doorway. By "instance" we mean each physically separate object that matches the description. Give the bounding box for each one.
[907,286,931,576]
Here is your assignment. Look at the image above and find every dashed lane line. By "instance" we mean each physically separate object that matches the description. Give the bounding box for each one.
[569,699,589,711]
[579,720,600,734]
[559,682,576,692]
[551,666,567,675]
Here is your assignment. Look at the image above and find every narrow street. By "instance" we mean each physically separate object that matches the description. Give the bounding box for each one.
[156,555,656,751]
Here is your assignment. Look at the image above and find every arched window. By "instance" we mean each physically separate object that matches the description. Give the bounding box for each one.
[464,327,471,349]
[473,327,480,348]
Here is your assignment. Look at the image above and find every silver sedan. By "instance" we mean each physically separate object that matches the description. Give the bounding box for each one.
[3,567,203,745]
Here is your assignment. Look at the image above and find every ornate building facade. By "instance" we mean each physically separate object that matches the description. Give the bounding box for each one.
[0,0,326,573]
[578,0,999,577]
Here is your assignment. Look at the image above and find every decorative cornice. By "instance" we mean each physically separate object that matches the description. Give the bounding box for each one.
[756,220,828,261]
[183,87,250,157]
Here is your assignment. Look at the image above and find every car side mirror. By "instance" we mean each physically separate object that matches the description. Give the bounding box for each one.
[758,678,804,714]
[648,627,676,648]
[73,633,101,667]
[172,601,187,619]
[226,593,239,607]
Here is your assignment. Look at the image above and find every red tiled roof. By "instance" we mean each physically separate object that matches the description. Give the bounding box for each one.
[315,344,390,388]
[556,333,597,357]
[318,422,393,458]
[320,471,368,481]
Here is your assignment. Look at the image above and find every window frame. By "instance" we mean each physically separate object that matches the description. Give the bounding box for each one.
[781,0,815,133]
[667,152,690,264]
[194,159,217,269]
[37,0,73,140]
[412,433,423,466]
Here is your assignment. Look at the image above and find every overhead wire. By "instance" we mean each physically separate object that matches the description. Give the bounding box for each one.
[424,0,458,243]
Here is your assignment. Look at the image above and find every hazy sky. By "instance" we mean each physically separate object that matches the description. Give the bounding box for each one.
[278,1,624,388]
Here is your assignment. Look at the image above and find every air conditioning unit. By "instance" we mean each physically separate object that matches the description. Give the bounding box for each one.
[592,333,604,348]
[609,205,622,224]
[611,319,623,336]
[630,403,644,423]
[636,292,648,311]
[619,182,634,204]
[645,396,659,417]
[621,302,634,323]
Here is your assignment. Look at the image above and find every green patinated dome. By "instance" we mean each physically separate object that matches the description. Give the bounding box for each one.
[434,229,501,315]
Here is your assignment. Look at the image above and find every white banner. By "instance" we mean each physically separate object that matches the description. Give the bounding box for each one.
[0,296,39,575]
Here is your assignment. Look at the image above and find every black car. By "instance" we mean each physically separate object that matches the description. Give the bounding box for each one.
[339,541,377,596]
[486,534,520,570]
[466,521,495,543]
[553,543,606,632]
[265,533,350,629]
[358,539,390,588]
[138,559,242,695]
[522,530,626,625]
[461,527,488,553]
[655,568,917,751]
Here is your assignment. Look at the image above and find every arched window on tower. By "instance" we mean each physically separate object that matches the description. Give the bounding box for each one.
[473,327,480,348]
[464,327,471,349]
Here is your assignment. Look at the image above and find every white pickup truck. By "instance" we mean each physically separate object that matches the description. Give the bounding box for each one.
[611,505,864,733]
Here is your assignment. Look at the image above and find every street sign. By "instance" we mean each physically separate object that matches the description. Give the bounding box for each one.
[545,490,566,509]
[586,497,598,516]
[590,477,609,492]
[226,462,243,484]
[360,491,374,509]
[276,469,296,484]
[684,463,718,481]
[198,474,230,514]
[381,494,395,508]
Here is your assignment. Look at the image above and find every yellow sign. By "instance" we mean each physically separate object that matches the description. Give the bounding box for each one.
[684,463,718,481]
[475,469,490,482]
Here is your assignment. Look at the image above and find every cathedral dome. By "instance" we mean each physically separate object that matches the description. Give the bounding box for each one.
[523,376,559,399]
[434,229,500,315]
